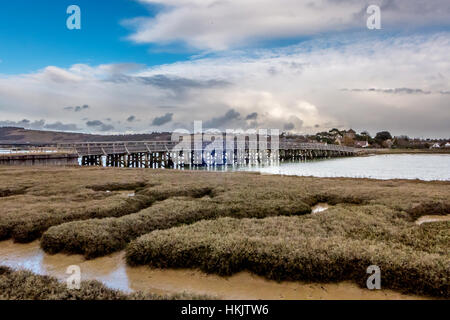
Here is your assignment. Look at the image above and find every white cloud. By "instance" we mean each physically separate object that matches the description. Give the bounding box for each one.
[128,0,450,50]
[0,33,449,137]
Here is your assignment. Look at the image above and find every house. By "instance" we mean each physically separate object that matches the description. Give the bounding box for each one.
[430,143,441,149]
[345,129,356,140]
[445,142,450,149]
[383,139,394,148]
[355,140,370,148]
[334,135,343,145]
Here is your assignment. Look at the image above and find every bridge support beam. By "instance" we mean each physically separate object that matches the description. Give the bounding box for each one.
[72,141,357,168]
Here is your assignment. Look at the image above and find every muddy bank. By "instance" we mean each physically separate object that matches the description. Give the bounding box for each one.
[0,240,428,300]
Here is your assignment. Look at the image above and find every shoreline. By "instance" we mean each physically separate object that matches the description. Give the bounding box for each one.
[358,148,450,155]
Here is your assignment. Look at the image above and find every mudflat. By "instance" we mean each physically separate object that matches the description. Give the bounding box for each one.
[0,166,448,299]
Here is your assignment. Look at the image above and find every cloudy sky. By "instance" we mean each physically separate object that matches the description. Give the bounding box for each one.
[0,0,449,137]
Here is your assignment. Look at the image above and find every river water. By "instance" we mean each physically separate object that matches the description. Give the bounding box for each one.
[231,154,450,181]
[99,153,449,181]
[3,148,448,181]
[0,240,427,300]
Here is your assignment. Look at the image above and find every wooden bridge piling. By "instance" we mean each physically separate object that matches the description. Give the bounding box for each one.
[63,140,358,168]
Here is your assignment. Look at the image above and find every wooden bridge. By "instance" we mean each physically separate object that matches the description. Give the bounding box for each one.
[57,140,358,168]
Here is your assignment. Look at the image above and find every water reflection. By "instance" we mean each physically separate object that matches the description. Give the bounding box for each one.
[312,203,329,214]
[0,240,429,300]
[77,154,450,181]
[416,215,450,225]
[234,154,450,181]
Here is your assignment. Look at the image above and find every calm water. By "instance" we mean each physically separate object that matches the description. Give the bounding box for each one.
[231,154,450,181]
[3,148,448,181]
[0,240,427,299]
[83,153,450,181]
[0,149,58,154]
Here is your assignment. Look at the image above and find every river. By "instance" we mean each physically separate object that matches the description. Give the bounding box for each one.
[0,240,428,300]
[2,149,450,181]
[230,154,450,181]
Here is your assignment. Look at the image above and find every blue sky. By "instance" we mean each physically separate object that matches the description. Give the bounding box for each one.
[3,0,444,74]
[0,0,449,137]
[0,0,191,73]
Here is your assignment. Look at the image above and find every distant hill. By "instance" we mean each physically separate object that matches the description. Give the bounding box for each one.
[0,127,172,145]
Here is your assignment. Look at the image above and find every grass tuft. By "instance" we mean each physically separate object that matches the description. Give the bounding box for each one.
[41,197,310,258]
[0,266,212,300]
[406,201,450,221]
[87,181,149,192]
[1,167,449,298]
[126,210,449,298]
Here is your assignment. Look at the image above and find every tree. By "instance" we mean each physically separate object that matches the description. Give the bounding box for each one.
[329,128,342,135]
[393,136,410,148]
[397,135,409,141]
[375,131,392,143]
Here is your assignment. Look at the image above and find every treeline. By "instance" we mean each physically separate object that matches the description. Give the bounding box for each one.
[284,128,449,149]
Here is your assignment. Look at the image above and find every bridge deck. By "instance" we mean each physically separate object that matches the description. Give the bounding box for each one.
[58,141,357,157]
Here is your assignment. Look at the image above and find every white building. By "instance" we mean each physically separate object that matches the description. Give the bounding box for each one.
[430,143,441,149]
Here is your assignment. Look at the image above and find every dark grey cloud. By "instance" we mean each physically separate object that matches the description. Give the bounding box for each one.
[86,120,114,132]
[138,75,229,89]
[204,109,241,129]
[245,112,258,120]
[107,74,230,96]
[0,119,79,132]
[341,88,432,94]
[127,115,136,122]
[32,120,46,128]
[0,119,45,130]
[99,124,115,131]
[343,87,450,95]
[283,122,295,131]
[101,63,145,75]
[267,67,278,76]
[0,119,27,126]
[86,120,103,127]
[283,61,308,71]
[157,105,180,109]
[64,104,89,112]
[152,113,174,126]
[44,122,80,131]
[75,105,89,112]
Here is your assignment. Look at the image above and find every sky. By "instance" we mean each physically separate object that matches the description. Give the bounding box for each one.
[0,0,449,138]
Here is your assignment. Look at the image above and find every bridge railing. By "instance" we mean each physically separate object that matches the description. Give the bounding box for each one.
[58,141,179,156]
[279,142,355,153]
[58,141,357,156]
